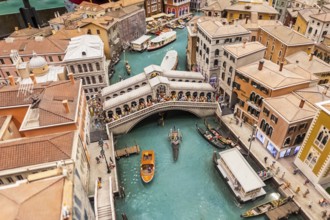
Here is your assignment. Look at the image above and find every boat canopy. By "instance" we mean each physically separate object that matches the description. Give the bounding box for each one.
[165,14,175,17]
[219,148,265,193]
[146,17,154,22]
[150,31,176,43]
[131,35,151,45]
[151,13,167,19]
[169,81,215,92]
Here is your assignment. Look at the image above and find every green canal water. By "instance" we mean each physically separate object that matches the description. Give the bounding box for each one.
[113,29,304,219]
[0,0,64,15]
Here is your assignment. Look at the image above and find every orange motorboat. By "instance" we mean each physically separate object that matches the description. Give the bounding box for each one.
[140,150,155,183]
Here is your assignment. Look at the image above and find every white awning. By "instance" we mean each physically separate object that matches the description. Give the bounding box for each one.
[219,148,265,193]
[131,35,151,45]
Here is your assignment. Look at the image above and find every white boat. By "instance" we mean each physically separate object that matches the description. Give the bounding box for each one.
[147,31,176,51]
[131,35,152,52]
[160,50,178,71]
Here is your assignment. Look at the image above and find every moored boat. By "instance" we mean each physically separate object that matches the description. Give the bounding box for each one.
[140,150,155,183]
[131,35,151,51]
[160,50,178,71]
[241,194,289,218]
[257,168,273,181]
[204,120,234,146]
[168,126,182,161]
[196,124,226,149]
[147,31,176,51]
[125,61,131,75]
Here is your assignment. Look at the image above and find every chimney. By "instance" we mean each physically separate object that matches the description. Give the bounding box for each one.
[258,60,264,71]
[62,100,70,113]
[245,16,249,24]
[323,85,329,94]
[309,53,314,61]
[279,62,284,71]
[68,72,75,84]
[299,99,305,108]
[8,76,15,86]
[29,74,37,85]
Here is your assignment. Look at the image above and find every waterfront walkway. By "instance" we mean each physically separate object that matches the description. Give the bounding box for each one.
[221,114,330,220]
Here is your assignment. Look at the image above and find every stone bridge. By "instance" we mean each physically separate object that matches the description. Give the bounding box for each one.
[106,101,220,135]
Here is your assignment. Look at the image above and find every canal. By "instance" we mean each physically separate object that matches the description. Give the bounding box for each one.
[113,29,304,219]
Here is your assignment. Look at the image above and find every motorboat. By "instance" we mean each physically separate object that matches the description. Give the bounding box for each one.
[160,50,178,71]
[140,150,155,183]
[147,31,176,51]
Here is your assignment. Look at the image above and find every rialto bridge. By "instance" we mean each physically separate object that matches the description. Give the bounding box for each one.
[102,65,221,134]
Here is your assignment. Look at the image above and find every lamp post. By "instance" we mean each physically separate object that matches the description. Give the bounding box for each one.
[247,124,257,159]
[99,139,111,174]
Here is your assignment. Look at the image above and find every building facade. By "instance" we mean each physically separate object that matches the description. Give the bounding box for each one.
[258,25,314,64]
[294,99,330,199]
[144,0,163,17]
[63,35,109,101]
[186,16,199,71]
[305,13,330,43]
[196,17,250,86]
[220,41,266,108]
[164,0,191,18]
[294,8,322,34]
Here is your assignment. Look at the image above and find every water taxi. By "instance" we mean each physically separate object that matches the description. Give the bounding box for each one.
[131,35,151,52]
[140,150,155,183]
[160,50,178,71]
[147,31,176,51]
[168,126,182,161]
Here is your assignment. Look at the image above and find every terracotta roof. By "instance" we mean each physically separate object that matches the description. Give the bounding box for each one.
[237,59,312,89]
[238,19,282,30]
[0,176,65,220]
[263,93,316,122]
[260,25,314,46]
[310,12,330,22]
[77,1,105,13]
[298,8,323,22]
[315,42,330,52]
[0,131,75,171]
[225,2,278,14]
[105,5,142,19]
[121,0,144,7]
[0,37,69,57]
[285,51,330,74]
[0,116,7,128]
[223,41,266,58]
[48,28,87,41]
[287,7,303,18]
[197,17,250,38]
[80,16,117,30]
[49,11,84,24]
[9,26,52,40]
[294,84,330,107]
[201,0,230,12]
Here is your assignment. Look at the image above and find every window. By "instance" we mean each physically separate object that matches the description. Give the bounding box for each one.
[86,77,91,84]
[298,123,308,130]
[98,75,103,83]
[16,175,23,180]
[91,76,96,84]
[0,58,4,64]
[6,72,10,76]
[83,64,88,72]
[284,137,291,147]
[58,56,62,61]
[96,62,100,71]
[278,50,282,57]
[305,148,320,168]
[70,65,75,74]
[88,63,93,71]
[288,126,296,134]
[78,65,83,72]
[6,177,14,183]
[87,29,91,34]
[214,59,218,67]
[221,72,225,81]
[97,29,100,34]
[0,179,3,185]
[263,107,270,116]
[216,40,219,44]
[270,114,278,124]
[224,51,228,57]
[314,126,329,150]
[308,27,313,34]
[215,49,220,56]
[48,56,53,62]
[227,77,231,86]
[258,15,263,19]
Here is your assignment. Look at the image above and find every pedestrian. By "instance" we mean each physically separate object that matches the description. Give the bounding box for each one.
[303,189,310,198]
[97,177,102,189]
[240,121,243,127]
[308,201,313,209]
[271,160,276,169]
[295,186,300,194]
[275,167,280,175]
[109,156,113,163]
[280,171,286,180]
[264,156,268,164]
[304,179,310,185]
[283,181,291,189]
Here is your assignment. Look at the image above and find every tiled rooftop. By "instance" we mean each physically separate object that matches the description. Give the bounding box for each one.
[260,25,314,46]
[223,41,266,58]
[0,176,65,220]
[0,131,75,171]
[225,2,278,14]
[294,84,330,107]
[298,8,322,22]
[310,12,330,22]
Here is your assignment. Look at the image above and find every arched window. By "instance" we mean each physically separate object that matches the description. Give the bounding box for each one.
[214,59,218,67]
[88,63,93,71]
[317,131,324,141]
[78,65,83,72]
[284,137,291,146]
[91,76,96,84]
[215,49,220,56]
[249,92,256,101]
[254,95,260,103]
[263,123,269,132]
[86,77,91,84]
[322,135,328,145]
[223,61,226,68]
[98,75,103,83]
[268,127,273,137]
[83,64,88,72]
[206,58,209,64]
[260,119,265,130]
[70,65,75,73]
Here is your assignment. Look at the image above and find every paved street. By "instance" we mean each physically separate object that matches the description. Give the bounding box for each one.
[221,114,330,220]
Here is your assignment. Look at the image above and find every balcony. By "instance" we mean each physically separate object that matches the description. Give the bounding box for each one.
[246,101,261,112]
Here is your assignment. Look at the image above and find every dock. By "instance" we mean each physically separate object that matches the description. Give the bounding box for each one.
[266,201,300,220]
[115,145,140,159]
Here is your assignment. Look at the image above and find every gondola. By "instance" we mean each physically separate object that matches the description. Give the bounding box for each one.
[196,124,226,149]
[241,194,289,218]
[168,126,182,161]
[204,120,235,146]
[125,61,131,75]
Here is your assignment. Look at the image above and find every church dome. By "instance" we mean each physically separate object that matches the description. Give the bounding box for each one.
[29,52,47,69]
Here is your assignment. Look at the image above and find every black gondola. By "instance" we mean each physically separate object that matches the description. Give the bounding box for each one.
[196,124,226,149]
[204,120,235,147]
[168,126,182,161]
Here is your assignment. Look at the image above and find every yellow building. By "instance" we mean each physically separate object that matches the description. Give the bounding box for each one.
[79,16,120,59]
[294,99,330,192]
[225,2,278,22]
[294,8,321,34]
[258,25,314,64]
